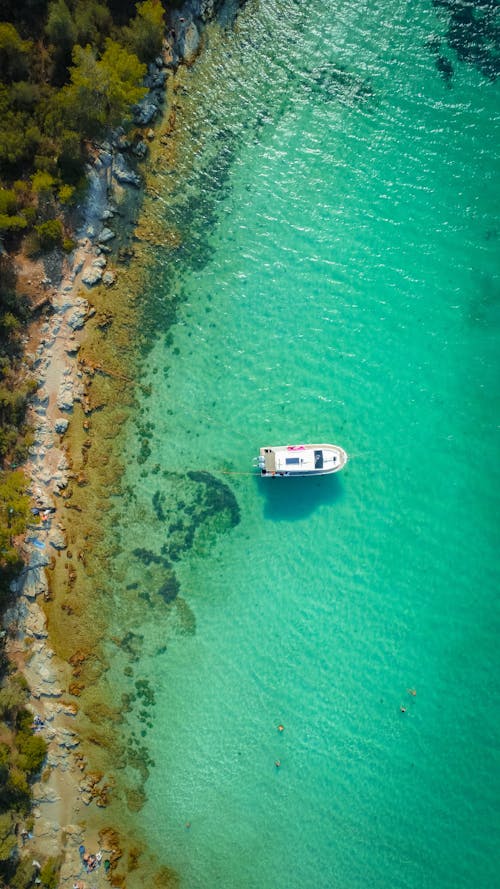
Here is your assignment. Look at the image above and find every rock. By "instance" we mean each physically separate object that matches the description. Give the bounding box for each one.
[32,390,49,410]
[33,786,61,805]
[54,418,69,434]
[49,528,66,550]
[133,140,148,159]
[101,208,114,220]
[97,150,112,168]
[55,727,79,749]
[133,98,159,126]
[81,265,103,287]
[113,155,141,187]
[19,561,50,599]
[67,309,86,330]
[146,128,155,141]
[102,271,116,286]
[32,668,63,698]
[146,70,167,90]
[24,605,48,639]
[92,255,107,269]
[57,379,74,411]
[70,248,86,278]
[180,22,201,63]
[98,227,115,243]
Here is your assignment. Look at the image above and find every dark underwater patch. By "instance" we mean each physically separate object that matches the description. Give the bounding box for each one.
[157,570,180,603]
[115,630,144,661]
[152,489,166,521]
[306,63,374,105]
[433,0,500,80]
[156,470,240,563]
[132,548,171,568]
[436,54,454,84]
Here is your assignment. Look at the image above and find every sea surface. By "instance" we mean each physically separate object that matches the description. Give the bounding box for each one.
[101,2,500,886]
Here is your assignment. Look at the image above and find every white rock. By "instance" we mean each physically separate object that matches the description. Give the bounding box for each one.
[82,265,103,286]
[57,379,74,411]
[54,417,69,434]
[98,227,115,243]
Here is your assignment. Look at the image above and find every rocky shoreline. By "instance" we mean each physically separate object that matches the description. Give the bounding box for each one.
[2,2,245,884]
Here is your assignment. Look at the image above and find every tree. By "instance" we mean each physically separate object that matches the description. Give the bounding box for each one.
[0,189,28,236]
[124,0,165,62]
[74,0,113,52]
[0,85,41,176]
[45,0,77,81]
[61,39,146,137]
[0,812,16,864]
[0,23,32,81]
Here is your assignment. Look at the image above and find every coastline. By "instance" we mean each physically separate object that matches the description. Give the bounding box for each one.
[4,126,145,886]
[2,3,244,885]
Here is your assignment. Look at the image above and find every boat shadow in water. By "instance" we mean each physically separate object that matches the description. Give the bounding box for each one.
[257,473,344,521]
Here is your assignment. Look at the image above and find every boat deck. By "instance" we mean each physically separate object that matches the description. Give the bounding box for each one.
[258,443,347,476]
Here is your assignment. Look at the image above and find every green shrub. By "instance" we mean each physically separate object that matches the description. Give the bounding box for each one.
[0,189,28,235]
[34,218,63,250]
[7,765,30,799]
[31,171,55,195]
[0,811,16,864]
[0,190,16,216]
[58,183,75,205]
[0,470,31,570]
[0,215,27,234]
[0,682,27,722]
[39,856,62,889]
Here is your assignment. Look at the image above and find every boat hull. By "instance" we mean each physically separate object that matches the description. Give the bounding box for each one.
[256,443,348,477]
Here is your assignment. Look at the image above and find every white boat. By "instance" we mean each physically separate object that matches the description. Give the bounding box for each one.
[255,443,348,477]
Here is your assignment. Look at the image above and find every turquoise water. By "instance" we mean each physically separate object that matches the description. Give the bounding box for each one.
[106,2,499,886]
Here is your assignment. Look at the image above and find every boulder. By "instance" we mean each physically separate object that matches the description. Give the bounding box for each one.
[133,98,159,125]
[24,605,48,639]
[54,418,69,434]
[133,140,148,159]
[98,227,115,243]
[49,528,66,550]
[179,22,201,63]
[57,378,74,411]
[102,271,116,286]
[82,265,103,287]
[112,156,141,187]
[67,299,88,329]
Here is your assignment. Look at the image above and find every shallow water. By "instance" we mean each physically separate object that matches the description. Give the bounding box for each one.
[98,2,499,886]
